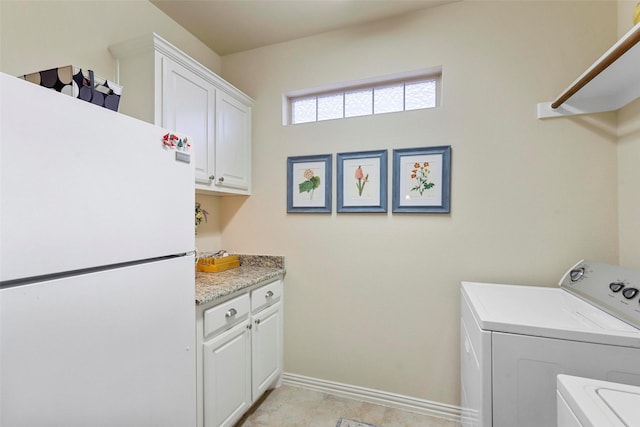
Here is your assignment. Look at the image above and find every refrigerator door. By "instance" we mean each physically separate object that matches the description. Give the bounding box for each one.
[1,255,196,427]
[0,73,194,282]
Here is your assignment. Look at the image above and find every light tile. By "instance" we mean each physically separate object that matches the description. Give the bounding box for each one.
[236,385,461,427]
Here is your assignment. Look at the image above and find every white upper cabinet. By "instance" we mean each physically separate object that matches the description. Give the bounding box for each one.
[215,92,252,192]
[110,34,254,195]
[162,58,216,184]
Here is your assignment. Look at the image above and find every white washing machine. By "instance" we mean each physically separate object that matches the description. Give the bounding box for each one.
[557,374,640,427]
[460,260,640,427]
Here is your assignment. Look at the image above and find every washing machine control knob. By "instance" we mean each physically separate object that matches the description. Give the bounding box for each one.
[622,287,639,300]
[609,282,625,293]
[570,268,585,282]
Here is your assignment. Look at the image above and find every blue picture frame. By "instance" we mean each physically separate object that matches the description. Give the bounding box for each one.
[287,154,332,213]
[337,150,388,213]
[392,146,451,213]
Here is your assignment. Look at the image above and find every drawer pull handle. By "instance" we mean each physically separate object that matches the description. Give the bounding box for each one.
[225,308,237,318]
[265,290,274,298]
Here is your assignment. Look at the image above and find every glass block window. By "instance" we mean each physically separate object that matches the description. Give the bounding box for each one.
[405,80,436,110]
[286,68,440,125]
[345,89,373,118]
[374,84,404,114]
[291,97,317,124]
[317,93,344,121]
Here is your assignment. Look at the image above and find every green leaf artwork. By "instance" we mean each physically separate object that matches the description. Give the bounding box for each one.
[299,169,321,199]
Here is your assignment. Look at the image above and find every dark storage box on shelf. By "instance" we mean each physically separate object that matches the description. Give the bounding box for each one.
[19,65,122,112]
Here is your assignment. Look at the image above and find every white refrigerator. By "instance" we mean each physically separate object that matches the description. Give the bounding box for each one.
[0,73,196,426]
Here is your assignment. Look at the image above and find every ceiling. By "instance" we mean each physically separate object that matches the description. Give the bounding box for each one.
[150,0,455,56]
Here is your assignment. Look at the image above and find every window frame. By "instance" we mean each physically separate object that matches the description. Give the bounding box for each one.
[284,67,442,126]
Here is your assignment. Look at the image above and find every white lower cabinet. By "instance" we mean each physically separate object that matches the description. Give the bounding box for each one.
[250,282,283,399]
[203,321,251,427]
[198,279,283,427]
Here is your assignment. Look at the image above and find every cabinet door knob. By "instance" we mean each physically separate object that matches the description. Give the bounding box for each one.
[218,176,225,182]
[209,175,215,181]
[265,290,274,298]
[247,324,252,330]
[225,308,237,318]
[255,319,261,325]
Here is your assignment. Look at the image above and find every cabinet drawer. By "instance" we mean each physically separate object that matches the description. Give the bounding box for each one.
[251,280,283,313]
[204,294,250,338]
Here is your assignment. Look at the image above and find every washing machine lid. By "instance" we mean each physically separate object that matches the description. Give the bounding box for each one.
[461,281,640,348]
[558,375,640,427]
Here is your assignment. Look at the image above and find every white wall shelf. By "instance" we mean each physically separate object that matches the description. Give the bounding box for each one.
[537,22,640,119]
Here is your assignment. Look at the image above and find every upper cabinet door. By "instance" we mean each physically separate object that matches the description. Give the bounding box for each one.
[162,57,216,185]
[215,92,252,193]
[111,34,254,195]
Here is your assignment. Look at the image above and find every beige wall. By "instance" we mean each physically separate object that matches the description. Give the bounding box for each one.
[195,193,223,253]
[618,98,640,270]
[0,0,221,82]
[617,1,640,270]
[220,1,619,405]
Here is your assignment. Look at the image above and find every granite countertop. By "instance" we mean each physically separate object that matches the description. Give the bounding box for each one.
[195,254,285,305]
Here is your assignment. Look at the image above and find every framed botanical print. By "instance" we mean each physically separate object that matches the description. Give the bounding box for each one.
[392,146,451,213]
[336,150,387,213]
[287,154,332,213]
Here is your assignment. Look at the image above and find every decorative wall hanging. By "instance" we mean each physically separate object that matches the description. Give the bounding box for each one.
[287,154,332,213]
[337,150,387,213]
[392,146,451,213]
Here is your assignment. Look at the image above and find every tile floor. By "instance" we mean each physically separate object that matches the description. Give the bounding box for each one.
[235,385,462,427]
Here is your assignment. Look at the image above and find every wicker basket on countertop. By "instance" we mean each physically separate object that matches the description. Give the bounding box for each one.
[196,255,240,273]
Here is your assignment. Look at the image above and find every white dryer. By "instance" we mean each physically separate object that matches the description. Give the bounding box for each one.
[460,260,640,427]
[557,374,640,427]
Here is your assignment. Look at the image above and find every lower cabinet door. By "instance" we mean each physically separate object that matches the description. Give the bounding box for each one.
[203,321,251,427]
[251,302,282,399]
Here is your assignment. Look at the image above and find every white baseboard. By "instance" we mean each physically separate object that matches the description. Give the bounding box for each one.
[281,372,463,423]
